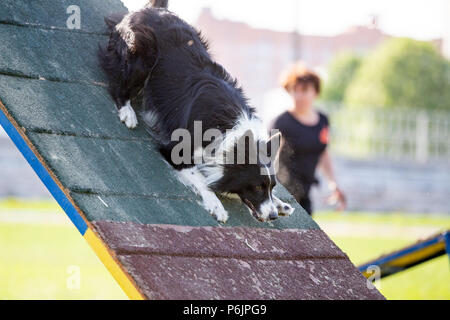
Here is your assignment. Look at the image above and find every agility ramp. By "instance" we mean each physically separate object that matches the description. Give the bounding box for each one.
[0,0,384,299]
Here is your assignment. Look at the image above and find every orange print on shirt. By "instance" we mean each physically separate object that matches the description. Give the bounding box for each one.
[319,126,329,144]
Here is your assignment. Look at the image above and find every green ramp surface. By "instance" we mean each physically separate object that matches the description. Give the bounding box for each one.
[0,0,384,299]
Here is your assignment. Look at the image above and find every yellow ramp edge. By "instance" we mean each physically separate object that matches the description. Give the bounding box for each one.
[84,228,145,300]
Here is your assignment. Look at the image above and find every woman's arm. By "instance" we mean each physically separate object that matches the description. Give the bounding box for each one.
[318,149,337,188]
[318,150,347,211]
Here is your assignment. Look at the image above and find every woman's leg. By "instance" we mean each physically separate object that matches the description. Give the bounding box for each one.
[295,184,313,216]
[299,195,313,216]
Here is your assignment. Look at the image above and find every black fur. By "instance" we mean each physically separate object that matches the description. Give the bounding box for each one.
[98,1,287,221]
[99,3,255,162]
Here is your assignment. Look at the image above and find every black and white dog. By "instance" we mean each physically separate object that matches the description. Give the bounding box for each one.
[98,0,294,223]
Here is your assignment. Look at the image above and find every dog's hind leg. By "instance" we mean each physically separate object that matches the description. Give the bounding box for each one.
[177,167,229,223]
[99,16,138,129]
[99,14,159,129]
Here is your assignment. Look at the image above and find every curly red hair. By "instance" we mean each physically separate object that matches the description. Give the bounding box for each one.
[280,62,321,94]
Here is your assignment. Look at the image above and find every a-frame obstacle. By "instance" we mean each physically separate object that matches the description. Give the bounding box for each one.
[0,0,384,299]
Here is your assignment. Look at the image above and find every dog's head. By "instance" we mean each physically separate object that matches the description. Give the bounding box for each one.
[206,129,283,222]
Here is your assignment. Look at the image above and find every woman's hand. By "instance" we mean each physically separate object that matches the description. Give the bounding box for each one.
[318,150,347,211]
[326,184,347,211]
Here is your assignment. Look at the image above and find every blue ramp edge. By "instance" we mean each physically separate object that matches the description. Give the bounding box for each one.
[0,107,88,235]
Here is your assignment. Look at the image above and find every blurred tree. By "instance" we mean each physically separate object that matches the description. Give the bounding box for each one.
[321,51,363,103]
[344,38,450,110]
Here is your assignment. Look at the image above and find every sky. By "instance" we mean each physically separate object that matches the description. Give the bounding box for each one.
[123,0,448,40]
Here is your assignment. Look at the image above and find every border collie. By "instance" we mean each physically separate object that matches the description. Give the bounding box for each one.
[98,0,294,223]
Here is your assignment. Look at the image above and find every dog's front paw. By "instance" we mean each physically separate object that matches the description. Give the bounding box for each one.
[274,197,294,216]
[212,206,229,223]
[118,104,138,129]
[203,196,229,223]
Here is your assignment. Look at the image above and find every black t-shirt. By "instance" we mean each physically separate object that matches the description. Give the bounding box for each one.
[269,110,329,200]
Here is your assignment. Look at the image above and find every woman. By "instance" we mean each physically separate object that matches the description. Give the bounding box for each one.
[270,62,346,216]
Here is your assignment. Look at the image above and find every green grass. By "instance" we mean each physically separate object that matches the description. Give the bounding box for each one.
[0,198,449,300]
[0,199,127,299]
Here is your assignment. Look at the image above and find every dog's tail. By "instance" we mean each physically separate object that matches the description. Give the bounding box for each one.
[150,0,169,8]
[99,18,159,79]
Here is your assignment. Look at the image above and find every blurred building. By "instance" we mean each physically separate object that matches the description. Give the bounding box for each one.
[195,7,388,107]
[195,7,444,108]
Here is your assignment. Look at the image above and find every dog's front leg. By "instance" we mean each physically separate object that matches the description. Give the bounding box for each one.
[272,195,294,216]
[177,167,229,223]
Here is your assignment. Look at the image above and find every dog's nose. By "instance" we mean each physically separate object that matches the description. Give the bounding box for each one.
[269,211,279,220]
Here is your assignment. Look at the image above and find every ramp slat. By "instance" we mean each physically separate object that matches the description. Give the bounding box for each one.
[0,75,151,139]
[0,24,107,83]
[0,0,127,33]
